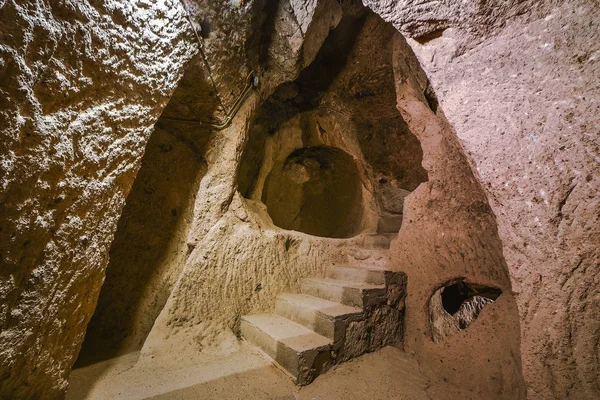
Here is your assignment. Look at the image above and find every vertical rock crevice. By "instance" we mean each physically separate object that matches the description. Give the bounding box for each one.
[0,2,197,397]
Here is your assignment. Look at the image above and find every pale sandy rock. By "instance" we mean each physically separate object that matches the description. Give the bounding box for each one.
[0,1,197,398]
[142,5,428,365]
[75,124,208,365]
[1,0,597,399]
[385,34,525,399]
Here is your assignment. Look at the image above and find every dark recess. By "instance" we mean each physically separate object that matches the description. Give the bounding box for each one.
[441,281,502,315]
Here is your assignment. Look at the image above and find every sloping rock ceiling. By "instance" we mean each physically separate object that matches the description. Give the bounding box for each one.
[0,1,597,399]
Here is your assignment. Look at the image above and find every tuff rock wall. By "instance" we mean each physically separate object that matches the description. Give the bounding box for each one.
[0,1,197,397]
[78,2,525,399]
[365,0,600,398]
[0,1,598,399]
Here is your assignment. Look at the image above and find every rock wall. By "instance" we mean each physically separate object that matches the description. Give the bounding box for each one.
[0,1,197,398]
[1,0,597,399]
[388,35,525,399]
[139,4,526,400]
[75,123,208,366]
[366,0,600,398]
[139,2,401,361]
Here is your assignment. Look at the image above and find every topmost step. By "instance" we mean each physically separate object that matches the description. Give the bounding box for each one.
[326,264,386,285]
[301,277,386,308]
[360,234,393,249]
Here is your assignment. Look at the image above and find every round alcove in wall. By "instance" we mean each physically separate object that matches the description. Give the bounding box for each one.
[261,146,363,238]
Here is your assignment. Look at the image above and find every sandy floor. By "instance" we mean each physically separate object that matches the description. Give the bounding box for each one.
[67,345,431,400]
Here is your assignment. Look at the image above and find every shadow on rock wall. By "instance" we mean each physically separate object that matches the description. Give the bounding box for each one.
[75,51,217,366]
[73,2,525,400]
[76,124,207,367]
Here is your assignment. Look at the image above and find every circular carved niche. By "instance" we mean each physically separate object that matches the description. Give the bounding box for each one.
[262,146,363,238]
[428,280,503,342]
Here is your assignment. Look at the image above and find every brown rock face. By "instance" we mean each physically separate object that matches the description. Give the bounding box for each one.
[1,0,597,399]
[366,0,600,398]
[0,1,196,398]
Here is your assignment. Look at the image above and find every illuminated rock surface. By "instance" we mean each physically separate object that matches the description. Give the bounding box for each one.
[0,1,597,399]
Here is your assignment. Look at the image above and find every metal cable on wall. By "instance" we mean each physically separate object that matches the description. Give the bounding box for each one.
[165,0,258,130]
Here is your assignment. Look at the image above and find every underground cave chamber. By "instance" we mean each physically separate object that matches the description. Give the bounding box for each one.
[236,6,428,242]
[74,68,220,366]
[74,0,432,375]
[8,0,595,398]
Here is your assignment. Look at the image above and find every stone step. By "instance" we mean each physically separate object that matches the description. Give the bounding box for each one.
[240,314,332,385]
[345,247,390,268]
[300,278,387,308]
[275,293,363,342]
[361,234,393,249]
[326,264,386,285]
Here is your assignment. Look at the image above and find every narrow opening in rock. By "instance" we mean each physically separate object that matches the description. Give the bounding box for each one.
[73,53,215,367]
[441,281,471,315]
[74,126,206,367]
[414,28,446,45]
[441,281,502,316]
[430,280,503,341]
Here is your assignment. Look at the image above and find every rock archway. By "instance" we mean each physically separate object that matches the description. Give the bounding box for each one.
[9,0,593,398]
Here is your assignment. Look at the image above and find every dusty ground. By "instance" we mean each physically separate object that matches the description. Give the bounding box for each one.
[67,346,431,400]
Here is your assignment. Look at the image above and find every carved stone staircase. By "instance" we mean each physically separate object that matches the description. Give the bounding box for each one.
[240,264,407,385]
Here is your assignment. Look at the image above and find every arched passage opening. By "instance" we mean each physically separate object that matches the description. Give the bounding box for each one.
[73,52,217,367]
[74,124,207,367]
[237,2,428,242]
[262,146,363,238]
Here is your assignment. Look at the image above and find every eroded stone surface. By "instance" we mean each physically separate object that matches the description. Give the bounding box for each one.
[377,0,599,398]
[76,124,208,366]
[1,0,597,399]
[385,33,526,399]
[142,3,428,365]
[0,1,196,397]
[428,281,501,342]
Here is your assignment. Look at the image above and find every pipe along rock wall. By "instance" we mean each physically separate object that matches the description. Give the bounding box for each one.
[1,1,598,399]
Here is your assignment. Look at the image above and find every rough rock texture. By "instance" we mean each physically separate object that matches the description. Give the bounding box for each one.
[365,0,600,398]
[141,3,431,364]
[0,1,197,398]
[364,0,561,42]
[429,281,501,342]
[3,1,523,398]
[79,0,381,370]
[76,123,208,366]
[133,4,525,399]
[2,0,598,399]
[386,35,525,399]
[261,146,364,238]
